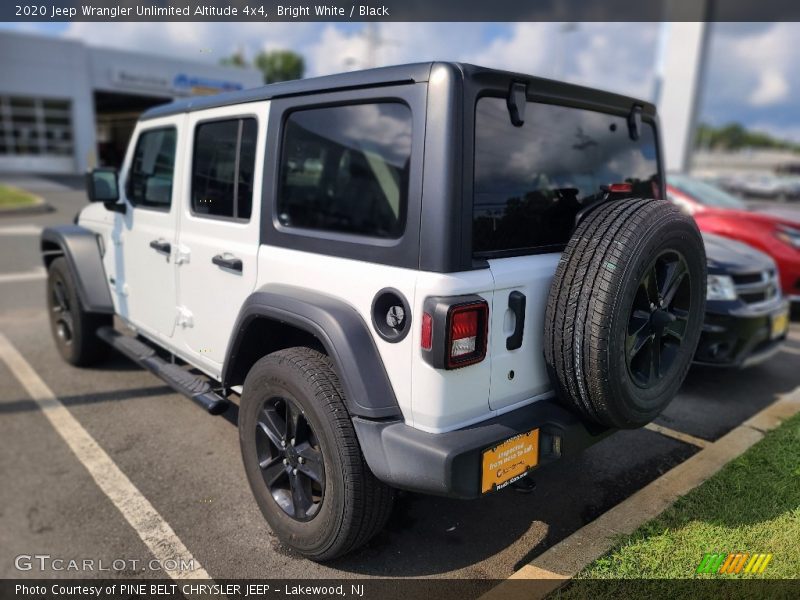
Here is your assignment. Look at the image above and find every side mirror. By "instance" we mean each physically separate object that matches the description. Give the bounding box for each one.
[86,168,125,213]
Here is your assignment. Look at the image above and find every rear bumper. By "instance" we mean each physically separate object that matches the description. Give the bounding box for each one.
[353,399,611,499]
[693,298,789,367]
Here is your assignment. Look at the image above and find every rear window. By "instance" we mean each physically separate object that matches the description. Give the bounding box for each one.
[192,118,257,220]
[473,97,660,256]
[277,102,411,239]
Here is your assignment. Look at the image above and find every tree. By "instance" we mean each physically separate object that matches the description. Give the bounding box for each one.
[695,122,800,153]
[219,50,247,68]
[254,50,305,84]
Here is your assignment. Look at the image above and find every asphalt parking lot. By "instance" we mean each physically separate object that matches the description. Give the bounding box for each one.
[1,177,799,580]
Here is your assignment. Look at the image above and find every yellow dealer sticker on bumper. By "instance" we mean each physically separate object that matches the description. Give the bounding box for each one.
[481,429,539,493]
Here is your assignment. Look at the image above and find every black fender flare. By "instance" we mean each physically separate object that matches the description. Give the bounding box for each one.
[222,285,401,419]
[40,225,114,314]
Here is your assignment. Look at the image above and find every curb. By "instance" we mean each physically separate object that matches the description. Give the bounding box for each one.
[482,386,800,600]
[0,199,54,217]
[0,187,54,217]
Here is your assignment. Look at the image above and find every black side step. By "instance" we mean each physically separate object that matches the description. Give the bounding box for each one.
[96,326,229,415]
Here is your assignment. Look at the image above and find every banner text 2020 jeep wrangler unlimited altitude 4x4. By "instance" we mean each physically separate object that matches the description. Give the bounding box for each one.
[42,63,706,561]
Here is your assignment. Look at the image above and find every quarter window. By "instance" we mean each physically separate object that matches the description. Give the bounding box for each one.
[127,127,177,210]
[192,118,257,220]
[277,102,412,239]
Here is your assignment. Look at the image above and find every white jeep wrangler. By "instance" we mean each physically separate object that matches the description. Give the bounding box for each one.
[42,63,706,561]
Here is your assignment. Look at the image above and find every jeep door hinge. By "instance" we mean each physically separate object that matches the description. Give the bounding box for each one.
[176,306,194,328]
[174,244,191,265]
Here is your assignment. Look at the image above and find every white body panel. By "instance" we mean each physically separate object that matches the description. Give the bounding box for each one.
[102,114,185,345]
[254,246,419,426]
[485,254,560,411]
[80,101,562,434]
[173,103,269,378]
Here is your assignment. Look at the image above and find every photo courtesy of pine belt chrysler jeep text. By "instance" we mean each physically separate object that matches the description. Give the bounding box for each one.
[41,63,707,560]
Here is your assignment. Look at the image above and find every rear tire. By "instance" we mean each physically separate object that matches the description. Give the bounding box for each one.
[239,347,394,561]
[544,198,706,429]
[46,257,111,367]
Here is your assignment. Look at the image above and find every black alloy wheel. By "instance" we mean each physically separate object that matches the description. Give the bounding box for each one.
[626,250,692,388]
[51,278,75,346]
[255,395,325,521]
[239,348,395,560]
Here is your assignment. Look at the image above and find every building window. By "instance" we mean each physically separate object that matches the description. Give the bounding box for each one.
[277,102,411,239]
[0,96,73,157]
[191,118,257,220]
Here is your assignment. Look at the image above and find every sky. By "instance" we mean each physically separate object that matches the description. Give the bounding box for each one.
[2,21,799,142]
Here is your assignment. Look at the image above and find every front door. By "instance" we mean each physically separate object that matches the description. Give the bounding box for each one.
[173,103,267,379]
[111,118,182,342]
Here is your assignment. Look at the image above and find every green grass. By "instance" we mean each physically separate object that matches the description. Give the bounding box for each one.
[568,412,800,583]
[0,184,38,209]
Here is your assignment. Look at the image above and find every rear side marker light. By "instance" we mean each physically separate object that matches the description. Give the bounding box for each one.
[421,312,433,351]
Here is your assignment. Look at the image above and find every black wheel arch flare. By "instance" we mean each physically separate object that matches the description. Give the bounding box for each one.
[40,225,114,314]
[222,285,402,420]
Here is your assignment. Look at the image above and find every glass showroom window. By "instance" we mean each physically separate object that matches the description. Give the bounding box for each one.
[0,96,73,157]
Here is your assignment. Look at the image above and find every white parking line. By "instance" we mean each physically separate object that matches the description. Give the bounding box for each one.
[644,422,710,448]
[782,345,800,356]
[0,268,46,284]
[0,224,42,236]
[0,332,211,580]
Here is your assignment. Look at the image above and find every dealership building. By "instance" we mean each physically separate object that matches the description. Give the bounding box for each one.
[0,30,262,174]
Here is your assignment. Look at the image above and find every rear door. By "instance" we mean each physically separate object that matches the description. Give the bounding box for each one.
[173,103,267,378]
[472,96,662,411]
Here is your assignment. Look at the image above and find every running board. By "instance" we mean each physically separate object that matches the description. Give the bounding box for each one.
[96,326,229,415]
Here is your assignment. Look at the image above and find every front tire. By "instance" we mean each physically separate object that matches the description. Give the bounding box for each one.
[46,257,111,366]
[239,347,393,561]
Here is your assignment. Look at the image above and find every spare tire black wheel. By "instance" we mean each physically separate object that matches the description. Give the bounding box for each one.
[544,198,706,429]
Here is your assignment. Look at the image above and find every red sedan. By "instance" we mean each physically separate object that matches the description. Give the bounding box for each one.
[667,174,800,303]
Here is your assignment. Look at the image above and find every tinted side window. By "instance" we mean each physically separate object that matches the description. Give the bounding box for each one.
[473,98,660,255]
[127,127,176,210]
[278,103,411,239]
[192,118,257,220]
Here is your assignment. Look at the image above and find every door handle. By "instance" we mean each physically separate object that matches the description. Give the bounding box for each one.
[212,253,243,272]
[149,239,171,254]
[506,291,526,351]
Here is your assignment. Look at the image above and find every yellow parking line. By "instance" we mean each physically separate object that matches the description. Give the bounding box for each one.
[644,422,710,448]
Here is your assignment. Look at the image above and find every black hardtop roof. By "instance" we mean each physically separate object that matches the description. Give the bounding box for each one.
[141,62,434,120]
[140,61,655,121]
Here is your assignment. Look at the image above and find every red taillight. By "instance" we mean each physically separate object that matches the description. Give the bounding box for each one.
[446,301,488,368]
[608,182,633,193]
[450,309,478,356]
[421,312,433,351]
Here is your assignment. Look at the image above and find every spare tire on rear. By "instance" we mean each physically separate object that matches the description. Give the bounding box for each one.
[544,198,706,429]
